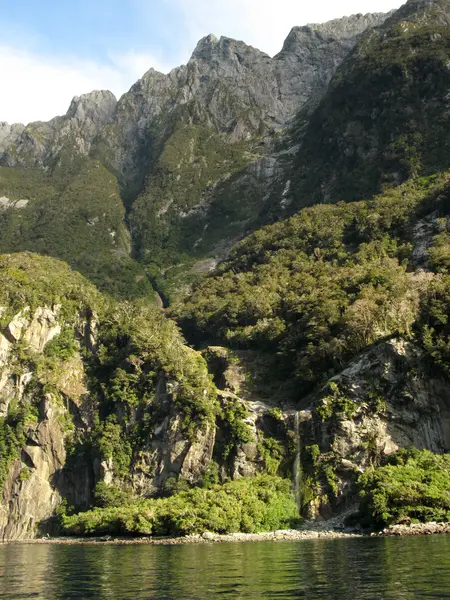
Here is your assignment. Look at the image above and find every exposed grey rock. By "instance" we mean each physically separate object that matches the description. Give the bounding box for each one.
[0,394,67,540]
[301,337,450,519]
[23,307,61,353]
[0,12,391,176]
[0,306,94,539]
[130,372,216,496]
[274,12,394,119]
[65,90,117,127]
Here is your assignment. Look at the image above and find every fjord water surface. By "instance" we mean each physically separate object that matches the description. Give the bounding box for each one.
[2,536,450,599]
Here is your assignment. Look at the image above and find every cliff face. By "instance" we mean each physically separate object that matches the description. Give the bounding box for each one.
[0,303,96,539]
[289,0,450,209]
[299,338,450,519]
[4,1,450,538]
[0,254,292,540]
[0,11,391,295]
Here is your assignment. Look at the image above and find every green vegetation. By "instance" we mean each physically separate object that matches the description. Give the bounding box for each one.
[0,253,218,505]
[298,445,340,509]
[0,397,44,490]
[418,274,450,374]
[129,119,262,293]
[62,476,299,536]
[0,413,25,490]
[316,382,357,422]
[44,327,78,361]
[215,395,253,463]
[174,174,450,393]
[0,252,104,319]
[0,162,152,300]
[358,449,450,528]
[257,437,285,476]
[91,302,217,442]
[93,482,134,509]
[291,16,450,208]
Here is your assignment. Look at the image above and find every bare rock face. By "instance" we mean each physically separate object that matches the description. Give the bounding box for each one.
[130,374,216,496]
[0,90,117,169]
[0,306,94,540]
[0,12,391,176]
[274,12,393,119]
[300,337,450,519]
[0,395,66,540]
[23,308,62,353]
[65,91,117,128]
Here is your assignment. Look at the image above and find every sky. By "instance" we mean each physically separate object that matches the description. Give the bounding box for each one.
[0,0,405,125]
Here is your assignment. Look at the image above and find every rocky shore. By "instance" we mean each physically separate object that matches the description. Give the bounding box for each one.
[379,523,450,536]
[4,528,358,546]
[4,521,450,546]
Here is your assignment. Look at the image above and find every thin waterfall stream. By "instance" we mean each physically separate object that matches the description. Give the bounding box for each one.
[293,411,302,513]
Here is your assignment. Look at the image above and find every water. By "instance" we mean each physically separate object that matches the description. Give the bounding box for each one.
[2,536,450,599]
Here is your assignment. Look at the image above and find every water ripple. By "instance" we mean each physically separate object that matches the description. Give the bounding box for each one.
[1,536,450,599]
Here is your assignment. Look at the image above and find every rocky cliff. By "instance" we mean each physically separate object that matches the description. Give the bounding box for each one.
[289,0,450,209]
[0,11,391,298]
[0,253,292,540]
[3,0,450,539]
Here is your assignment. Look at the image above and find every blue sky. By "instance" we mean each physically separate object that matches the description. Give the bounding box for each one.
[0,0,404,124]
[0,1,178,66]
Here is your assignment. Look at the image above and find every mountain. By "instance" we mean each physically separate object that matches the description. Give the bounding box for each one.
[0,11,390,300]
[289,0,450,208]
[4,0,450,539]
[173,0,450,521]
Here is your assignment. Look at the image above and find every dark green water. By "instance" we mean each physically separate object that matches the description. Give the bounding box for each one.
[2,536,450,599]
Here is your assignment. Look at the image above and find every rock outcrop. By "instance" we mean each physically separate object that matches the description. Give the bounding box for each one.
[0,11,392,274]
[299,337,450,519]
[0,304,92,539]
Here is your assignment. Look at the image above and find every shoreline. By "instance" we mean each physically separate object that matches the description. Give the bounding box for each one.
[3,522,450,546]
[2,529,360,546]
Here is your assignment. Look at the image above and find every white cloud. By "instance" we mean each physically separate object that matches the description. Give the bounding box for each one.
[0,45,172,125]
[0,1,406,124]
[170,0,405,57]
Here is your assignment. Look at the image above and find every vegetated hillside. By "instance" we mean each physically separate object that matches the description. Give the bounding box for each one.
[0,12,390,300]
[4,0,450,538]
[0,252,301,540]
[173,166,450,524]
[289,0,450,209]
[0,161,152,300]
[173,173,449,394]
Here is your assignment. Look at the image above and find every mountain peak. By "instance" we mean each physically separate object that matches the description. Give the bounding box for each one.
[190,33,268,62]
[191,34,219,60]
[278,11,392,56]
[66,90,117,125]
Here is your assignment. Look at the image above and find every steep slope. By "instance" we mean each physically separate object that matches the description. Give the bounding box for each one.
[288,0,450,209]
[123,13,391,274]
[0,92,152,299]
[0,253,216,538]
[168,0,450,524]
[173,167,450,518]
[0,253,300,539]
[0,12,391,300]
[173,173,448,393]
[6,0,450,535]
[0,161,151,299]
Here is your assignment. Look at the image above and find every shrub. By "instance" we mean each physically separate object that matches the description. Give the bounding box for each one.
[62,476,299,537]
[358,448,450,528]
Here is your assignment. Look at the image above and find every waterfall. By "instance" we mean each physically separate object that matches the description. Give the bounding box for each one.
[293,411,302,514]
